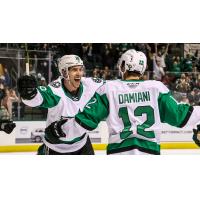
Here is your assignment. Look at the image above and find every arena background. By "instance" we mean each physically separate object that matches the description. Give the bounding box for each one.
[0,43,200,154]
[1,1,200,200]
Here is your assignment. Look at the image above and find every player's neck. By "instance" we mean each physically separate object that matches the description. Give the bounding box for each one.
[63,79,79,94]
[124,75,140,81]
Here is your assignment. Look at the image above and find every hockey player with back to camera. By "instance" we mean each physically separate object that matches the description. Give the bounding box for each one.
[46,49,200,155]
[17,55,104,155]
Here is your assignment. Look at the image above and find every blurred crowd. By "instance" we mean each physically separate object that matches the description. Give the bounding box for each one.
[1,43,200,120]
[0,63,19,120]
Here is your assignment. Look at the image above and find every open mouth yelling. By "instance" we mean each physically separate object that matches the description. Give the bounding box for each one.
[74,77,81,83]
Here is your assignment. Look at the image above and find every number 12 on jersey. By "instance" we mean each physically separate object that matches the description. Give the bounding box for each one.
[118,106,155,139]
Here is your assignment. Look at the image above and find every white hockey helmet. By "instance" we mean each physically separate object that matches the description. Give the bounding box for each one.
[118,49,147,76]
[58,55,84,78]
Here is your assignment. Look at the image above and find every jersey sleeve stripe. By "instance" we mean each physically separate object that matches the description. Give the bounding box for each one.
[75,116,94,131]
[107,137,160,155]
[179,106,194,128]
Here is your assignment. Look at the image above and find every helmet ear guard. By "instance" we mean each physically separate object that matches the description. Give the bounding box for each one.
[118,49,147,78]
[120,60,126,75]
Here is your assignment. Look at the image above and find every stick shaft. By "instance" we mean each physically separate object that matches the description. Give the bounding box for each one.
[25,43,30,76]
[26,62,29,76]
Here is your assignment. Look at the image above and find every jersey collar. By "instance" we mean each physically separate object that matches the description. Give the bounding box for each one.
[61,79,83,101]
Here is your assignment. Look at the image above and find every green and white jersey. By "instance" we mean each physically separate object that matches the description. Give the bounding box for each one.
[70,79,200,155]
[22,77,103,153]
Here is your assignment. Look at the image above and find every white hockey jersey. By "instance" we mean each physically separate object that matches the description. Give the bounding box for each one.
[62,79,200,155]
[22,77,104,153]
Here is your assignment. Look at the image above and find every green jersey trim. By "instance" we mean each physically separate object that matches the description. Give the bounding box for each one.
[61,79,83,101]
[38,86,61,108]
[45,133,87,144]
[75,93,109,130]
[107,137,160,155]
[158,92,192,127]
[179,106,193,127]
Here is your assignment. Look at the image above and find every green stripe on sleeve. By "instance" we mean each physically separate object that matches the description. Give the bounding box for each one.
[158,92,191,127]
[75,93,109,130]
[38,86,61,108]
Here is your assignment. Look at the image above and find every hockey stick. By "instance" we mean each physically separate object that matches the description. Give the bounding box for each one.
[25,43,30,76]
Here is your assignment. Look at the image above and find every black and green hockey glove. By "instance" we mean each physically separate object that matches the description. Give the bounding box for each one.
[44,119,68,144]
[17,75,38,100]
[193,124,200,147]
[0,120,16,134]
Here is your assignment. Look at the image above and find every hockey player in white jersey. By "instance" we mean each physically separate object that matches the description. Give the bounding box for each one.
[46,49,200,155]
[17,55,104,155]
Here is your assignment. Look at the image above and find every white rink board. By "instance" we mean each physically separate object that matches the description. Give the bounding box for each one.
[0,121,195,146]
[0,131,15,145]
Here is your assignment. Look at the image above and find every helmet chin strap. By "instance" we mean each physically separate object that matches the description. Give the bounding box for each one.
[63,74,72,86]
[63,73,78,91]
[61,67,71,84]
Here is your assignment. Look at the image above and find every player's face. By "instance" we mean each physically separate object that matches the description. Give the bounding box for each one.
[67,65,84,91]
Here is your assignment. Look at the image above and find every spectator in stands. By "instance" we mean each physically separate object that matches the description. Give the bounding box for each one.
[153,54,165,81]
[186,73,195,91]
[101,44,116,70]
[181,53,193,72]
[188,89,196,105]
[0,88,10,120]
[195,76,200,89]
[170,56,181,78]
[92,67,101,78]
[0,79,16,132]
[180,93,190,104]
[161,73,171,88]
[188,88,200,106]
[89,44,103,67]
[0,76,5,89]
[155,43,169,69]
[175,73,191,93]
[193,88,200,105]
[6,88,19,119]
[0,64,5,77]
[3,67,11,87]
[101,66,113,80]
[39,77,47,86]
[81,43,93,62]
[37,73,42,81]
[51,54,61,81]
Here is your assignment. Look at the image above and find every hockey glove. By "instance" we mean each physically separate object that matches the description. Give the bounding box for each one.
[0,120,16,134]
[17,75,38,100]
[44,119,68,144]
[193,124,200,147]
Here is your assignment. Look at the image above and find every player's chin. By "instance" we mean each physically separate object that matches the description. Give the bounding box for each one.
[73,80,81,87]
